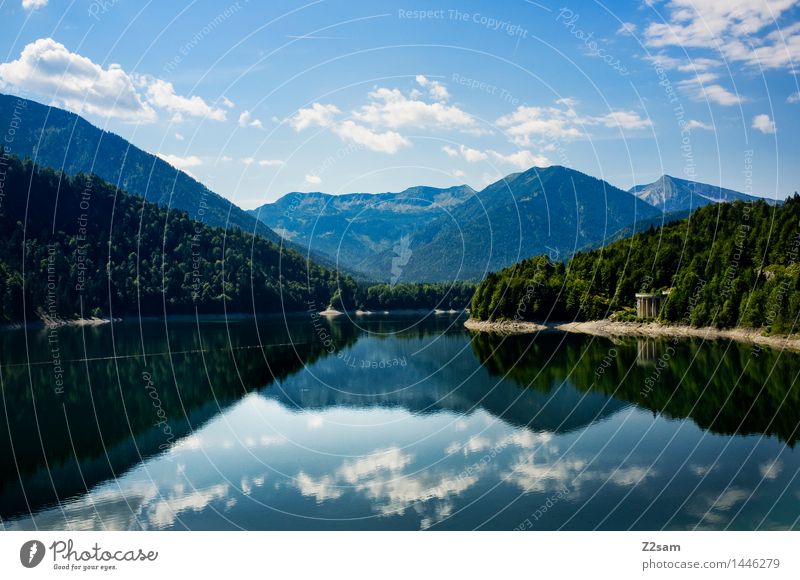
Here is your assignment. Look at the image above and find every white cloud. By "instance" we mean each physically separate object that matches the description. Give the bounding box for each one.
[258,159,284,167]
[447,144,487,162]
[788,91,800,104]
[174,132,184,141]
[700,84,743,106]
[22,0,47,10]
[238,110,264,129]
[496,105,584,146]
[305,174,322,185]
[451,169,465,178]
[141,77,227,122]
[221,96,235,108]
[332,120,410,154]
[241,157,255,165]
[290,102,340,131]
[0,38,230,124]
[157,153,202,170]
[644,53,721,72]
[416,74,450,101]
[645,0,800,71]
[0,38,155,122]
[443,144,549,169]
[645,0,795,48]
[617,22,637,36]
[353,87,474,130]
[286,81,472,155]
[595,110,653,130]
[752,113,776,134]
[496,102,651,146]
[684,119,713,131]
[489,149,549,169]
[677,72,742,105]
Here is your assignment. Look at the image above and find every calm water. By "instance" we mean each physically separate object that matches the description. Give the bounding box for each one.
[1,313,799,530]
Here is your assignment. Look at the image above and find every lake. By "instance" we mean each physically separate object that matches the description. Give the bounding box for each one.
[1,313,798,530]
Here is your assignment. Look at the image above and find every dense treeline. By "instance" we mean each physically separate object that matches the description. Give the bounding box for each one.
[0,156,347,321]
[0,156,473,322]
[471,195,800,333]
[351,282,475,311]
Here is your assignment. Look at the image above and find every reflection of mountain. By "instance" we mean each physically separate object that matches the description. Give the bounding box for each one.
[470,331,800,446]
[0,317,348,519]
[261,331,629,434]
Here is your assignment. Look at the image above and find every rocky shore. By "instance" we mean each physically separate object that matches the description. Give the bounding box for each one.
[465,318,800,352]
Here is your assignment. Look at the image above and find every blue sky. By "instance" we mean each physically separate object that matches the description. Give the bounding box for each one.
[1,0,798,208]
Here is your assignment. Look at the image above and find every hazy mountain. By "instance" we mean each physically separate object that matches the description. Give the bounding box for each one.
[249,185,475,278]
[0,93,277,240]
[629,174,763,213]
[362,166,662,282]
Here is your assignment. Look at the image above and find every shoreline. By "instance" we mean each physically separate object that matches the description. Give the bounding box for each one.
[1,309,468,331]
[38,316,119,329]
[464,318,800,352]
[463,318,548,334]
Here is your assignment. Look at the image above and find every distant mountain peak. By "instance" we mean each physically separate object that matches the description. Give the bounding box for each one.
[629,175,763,212]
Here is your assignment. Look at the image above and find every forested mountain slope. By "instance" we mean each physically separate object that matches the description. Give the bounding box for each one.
[471,196,800,333]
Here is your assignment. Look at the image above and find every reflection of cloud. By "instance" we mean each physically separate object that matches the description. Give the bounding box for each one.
[759,459,783,480]
[10,477,238,531]
[339,448,412,483]
[241,474,268,496]
[306,414,324,430]
[688,487,750,527]
[445,441,461,455]
[296,447,413,503]
[148,483,230,528]
[296,472,343,503]
[173,434,203,450]
[505,430,552,449]
[360,471,478,518]
[713,488,749,510]
[605,466,653,487]
[463,435,493,454]
[688,463,716,477]
[293,446,479,526]
[504,443,655,495]
[504,453,585,493]
[446,429,553,456]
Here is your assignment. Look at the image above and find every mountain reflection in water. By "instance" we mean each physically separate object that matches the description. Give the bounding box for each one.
[1,314,798,530]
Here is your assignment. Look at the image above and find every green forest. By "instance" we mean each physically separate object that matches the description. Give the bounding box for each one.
[471,195,800,334]
[0,156,473,323]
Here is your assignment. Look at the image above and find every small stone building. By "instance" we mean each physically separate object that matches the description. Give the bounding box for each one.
[635,293,662,319]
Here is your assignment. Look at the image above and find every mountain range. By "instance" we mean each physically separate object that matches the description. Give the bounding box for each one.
[248,185,476,277]
[254,170,769,283]
[2,93,770,285]
[0,93,276,241]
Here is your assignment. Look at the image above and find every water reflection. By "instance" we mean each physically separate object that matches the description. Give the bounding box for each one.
[470,331,800,444]
[1,314,799,530]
